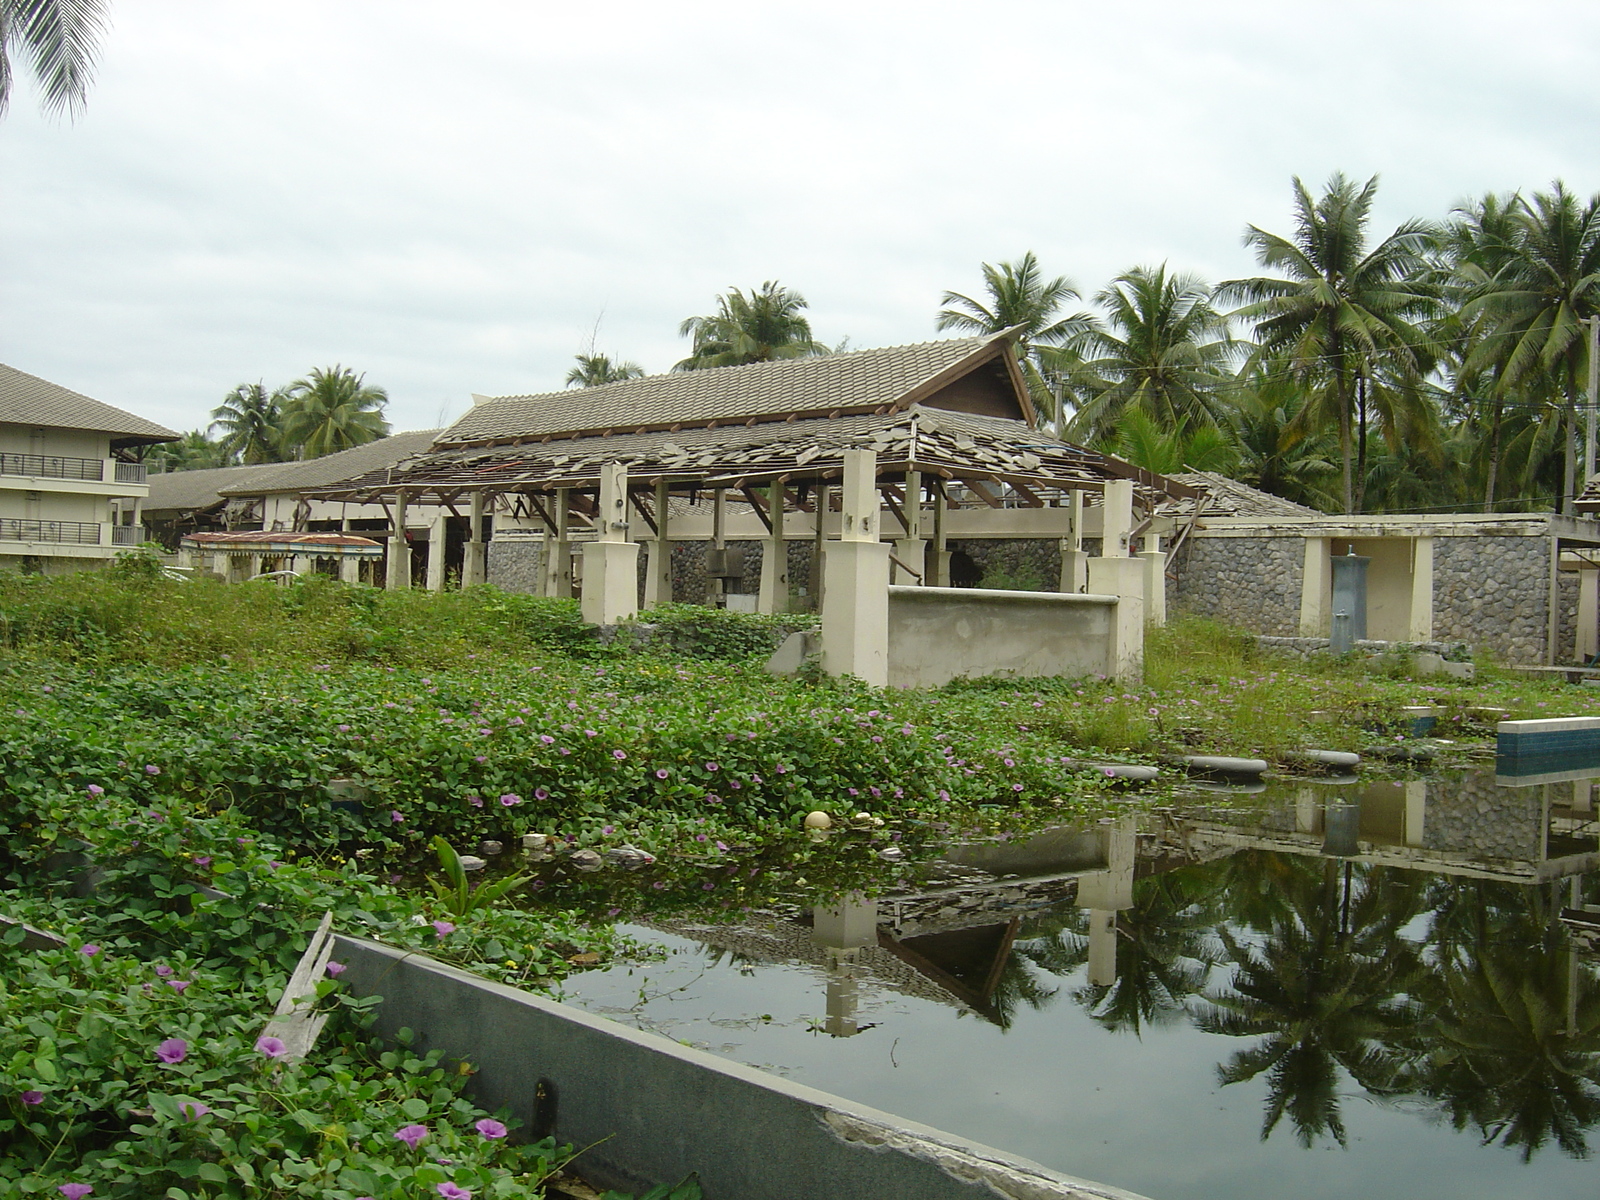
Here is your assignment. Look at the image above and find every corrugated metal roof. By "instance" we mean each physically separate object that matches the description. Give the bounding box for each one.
[0,363,180,443]
[216,430,441,497]
[441,335,1009,445]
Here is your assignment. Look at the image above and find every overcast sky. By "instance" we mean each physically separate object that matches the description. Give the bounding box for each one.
[3,0,1599,437]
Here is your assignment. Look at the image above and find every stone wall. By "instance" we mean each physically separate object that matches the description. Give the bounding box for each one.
[1433,534,1551,664]
[1171,536,1304,636]
[1558,570,1581,663]
[486,540,542,594]
[1420,772,1544,864]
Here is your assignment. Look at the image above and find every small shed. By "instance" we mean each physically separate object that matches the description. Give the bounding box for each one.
[179,530,385,583]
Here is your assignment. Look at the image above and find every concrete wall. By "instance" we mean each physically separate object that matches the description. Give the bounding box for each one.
[331,934,1150,1200]
[885,585,1117,687]
[1171,535,1304,635]
[1432,534,1551,664]
[1348,538,1414,642]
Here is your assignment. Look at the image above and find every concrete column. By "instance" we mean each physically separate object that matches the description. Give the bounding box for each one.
[1078,818,1136,988]
[1295,787,1318,833]
[1100,479,1133,557]
[386,491,411,590]
[1088,555,1145,681]
[1139,549,1167,626]
[463,491,487,588]
[643,479,672,609]
[927,480,949,588]
[1404,781,1427,847]
[581,464,638,625]
[892,471,924,586]
[1579,568,1600,662]
[426,512,448,592]
[758,481,790,614]
[545,491,572,598]
[339,554,361,584]
[1299,537,1331,636]
[707,488,727,606]
[1408,536,1434,642]
[811,483,830,607]
[821,449,889,687]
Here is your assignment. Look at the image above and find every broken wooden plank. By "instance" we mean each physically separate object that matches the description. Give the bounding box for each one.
[0,913,67,951]
[258,911,336,1064]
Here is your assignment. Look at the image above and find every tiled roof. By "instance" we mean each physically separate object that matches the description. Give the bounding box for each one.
[1164,471,1325,519]
[441,334,1013,445]
[145,462,285,514]
[216,430,441,497]
[0,363,179,443]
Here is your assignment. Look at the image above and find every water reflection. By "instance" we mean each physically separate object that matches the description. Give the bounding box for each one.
[621,759,1600,1170]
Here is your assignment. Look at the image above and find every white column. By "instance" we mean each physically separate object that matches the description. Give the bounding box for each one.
[1299,537,1331,636]
[1059,488,1089,593]
[339,554,361,584]
[821,450,890,687]
[1139,549,1167,626]
[463,491,487,588]
[1078,818,1136,988]
[386,491,411,590]
[1088,556,1145,681]
[580,463,639,625]
[1100,479,1133,557]
[1408,536,1434,642]
[1579,567,1599,662]
[426,512,448,592]
[928,480,949,588]
[1404,781,1427,847]
[545,491,572,598]
[892,470,925,586]
[644,478,672,609]
[758,480,790,614]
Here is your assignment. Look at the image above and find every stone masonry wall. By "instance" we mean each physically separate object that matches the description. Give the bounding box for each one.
[486,541,542,594]
[1432,534,1551,664]
[1171,536,1304,636]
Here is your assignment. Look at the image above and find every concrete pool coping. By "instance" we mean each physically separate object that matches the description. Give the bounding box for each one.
[332,933,1154,1200]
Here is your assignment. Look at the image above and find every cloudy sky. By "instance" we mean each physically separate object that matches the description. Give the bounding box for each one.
[3,1,1599,437]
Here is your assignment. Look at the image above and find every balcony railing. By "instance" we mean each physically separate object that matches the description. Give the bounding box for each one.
[0,519,102,545]
[114,462,147,484]
[0,453,105,482]
[111,524,148,545]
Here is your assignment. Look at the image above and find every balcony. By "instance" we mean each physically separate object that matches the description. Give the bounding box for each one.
[0,452,105,482]
[114,461,147,484]
[111,524,148,546]
[0,518,102,545]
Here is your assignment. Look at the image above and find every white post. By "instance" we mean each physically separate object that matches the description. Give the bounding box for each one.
[758,480,789,614]
[1078,818,1136,987]
[928,480,949,588]
[426,512,448,592]
[546,490,572,598]
[1139,548,1167,626]
[1100,479,1133,557]
[821,450,890,686]
[463,491,487,588]
[892,470,926,586]
[339,554,361,584]
[1088,555,1144,681]
[386,491,411,590]
[1408,536,1434,642]
[580,463,640,625]
[1404,781,1427,847]
[644,478,672,608]
[1580,567,1600,662]
[1059,488,1089,593]
[1299,538,1331,636]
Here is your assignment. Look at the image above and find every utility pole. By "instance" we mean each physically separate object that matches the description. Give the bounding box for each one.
[1587,315,1600,486]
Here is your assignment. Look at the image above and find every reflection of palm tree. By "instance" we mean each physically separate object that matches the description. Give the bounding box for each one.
[1074,868,1223,1035]
[1199,860,1426,1147]
[1413,879,1600,1160]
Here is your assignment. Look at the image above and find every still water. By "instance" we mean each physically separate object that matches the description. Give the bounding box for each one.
[559,762,1600,1200]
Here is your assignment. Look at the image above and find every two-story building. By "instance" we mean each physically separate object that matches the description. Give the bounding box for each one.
[0,363,178,574]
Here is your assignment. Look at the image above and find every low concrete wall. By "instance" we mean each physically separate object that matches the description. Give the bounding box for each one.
[332,935,1149,1200]
[886,585,1117,687]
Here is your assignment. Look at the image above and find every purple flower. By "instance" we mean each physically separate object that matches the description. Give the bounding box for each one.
[337,724,351,732]
[192,856,212,868]
[431,921,455,938]
[86,784,104,797]
[499,793,523,807]
[612,749,626,760]
[21,1090,43,1105]
[715,840,729,851]
[602,824,614,835]
[394,1123,429,1149]
[155,1038,187,1064]
[539,734,555,745]
[1012,783,1024,792]
[533,787,549,801]
[606,906,622,917]
[255,1036,286,1059]
[390,811,406,824]
[154,964,173,977]
[325,961,346,977]
[705,761,719,771]
[655,768,669,779]
[467,794,483,806]
[179,1100,211,1121]
[475,1117,508,1139]
[145,764,160,775]
[58,1185,92,1200]
[436,1185,471,1200]
[79,944,100,958]
[166,980,191,994]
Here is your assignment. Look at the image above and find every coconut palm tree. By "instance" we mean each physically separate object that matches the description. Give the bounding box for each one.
[1095,409,1238,477]
[937,252,1097,432]
[209,382,288,465]
[565,353,645,388]
[1458,183,1600,513]
[675,282,826,370]
[277,366,390,460]
[1225,369,1339,511]
[1062,264,1236,443]
[0,0,107,118]
[1218,174,1439,513]
[146,430,231,473]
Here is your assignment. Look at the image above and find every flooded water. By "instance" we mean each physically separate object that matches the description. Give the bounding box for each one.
[555,759,1600,1200]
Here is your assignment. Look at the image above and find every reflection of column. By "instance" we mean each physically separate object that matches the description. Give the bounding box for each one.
[1574,779,1594,814]
[812,893,878,1038]
[1295,787,1319,834]
[1322,800,1361,857]
[1404,781,1427,846]
[1078,818,1136,988]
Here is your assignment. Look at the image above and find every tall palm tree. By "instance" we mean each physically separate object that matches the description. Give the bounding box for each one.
[277,365,390,460]
[1458,183,1600,513]
[1226,369,1339,511]
[565,353,645,388]
[1062,264,1236,443]
[1094,408,1238,477]
[209,382,288,465]
[1218,174,1439,513]
[146,430,231,473]
[937,252,1097,432]
[0,0,107,118]
[675,282,826,370]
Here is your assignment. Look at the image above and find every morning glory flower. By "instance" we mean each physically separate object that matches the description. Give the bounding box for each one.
[155,1038,187,1064]
[394,1123,429,1149]
[325,961,346,977]
[436,1185,471,1200]
[58,1185,92,1200]
[431,921,455,938]
[179,1100,211,1121]
[255,1036,287,1059]
[21,1090,43,1105]
[79,944,100,958]
[474,1118,508,1139]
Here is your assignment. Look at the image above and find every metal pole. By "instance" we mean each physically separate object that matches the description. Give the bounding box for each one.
[1586,315,1599,485]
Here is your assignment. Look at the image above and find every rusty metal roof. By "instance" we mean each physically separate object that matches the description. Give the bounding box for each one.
[182,531,384,552]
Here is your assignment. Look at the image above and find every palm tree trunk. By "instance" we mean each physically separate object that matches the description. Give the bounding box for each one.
[1484,396,1505,513]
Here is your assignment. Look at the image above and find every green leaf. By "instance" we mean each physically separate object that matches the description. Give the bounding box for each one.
[400,1096,429,1120]
[197,1163,229,1183]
